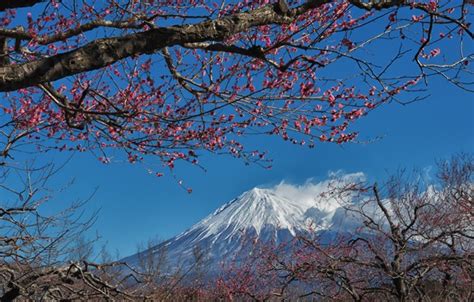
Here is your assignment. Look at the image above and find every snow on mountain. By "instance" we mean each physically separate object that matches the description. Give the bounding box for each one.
[123,173,365,274]
[191,188,314,238]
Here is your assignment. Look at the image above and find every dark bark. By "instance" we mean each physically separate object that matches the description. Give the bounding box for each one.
[0,2,304,92]
[1,284,20,302]
[0,0,445,92]
[0,37,8,66]
[0,0,44,12]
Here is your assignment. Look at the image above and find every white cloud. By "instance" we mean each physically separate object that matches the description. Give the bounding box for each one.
[259,172,366,212]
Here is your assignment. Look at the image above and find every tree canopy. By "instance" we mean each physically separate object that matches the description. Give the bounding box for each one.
[0,0,471,174]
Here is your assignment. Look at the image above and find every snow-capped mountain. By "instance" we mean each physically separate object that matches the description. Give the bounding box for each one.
[123,177,363,274]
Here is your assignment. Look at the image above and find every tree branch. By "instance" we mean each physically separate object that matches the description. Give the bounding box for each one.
[0,0,44,12]
[0,0,391,92]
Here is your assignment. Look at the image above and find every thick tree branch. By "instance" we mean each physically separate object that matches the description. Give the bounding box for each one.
[0,0,44,12]
[0,0,467,92]
[0,19,144,43]
[350,0,405,10]
[0,0,335,92]
[0,2,298,92]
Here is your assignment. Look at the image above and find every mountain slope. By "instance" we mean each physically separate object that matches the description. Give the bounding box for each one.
[122,183,358,274]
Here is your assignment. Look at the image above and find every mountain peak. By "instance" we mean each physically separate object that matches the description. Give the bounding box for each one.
[241,187,273,200]
[123,182,357,274]
[240,187,282,206]
[194,187,314,239]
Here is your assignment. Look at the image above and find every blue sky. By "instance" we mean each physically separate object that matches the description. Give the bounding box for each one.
[40,73,472,258]
[3,1,473,258]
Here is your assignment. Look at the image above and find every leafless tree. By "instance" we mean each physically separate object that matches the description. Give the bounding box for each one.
[130,239,212,301]
[225,154,473,301]
[0,162,148,300]
[0,0,470,173]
